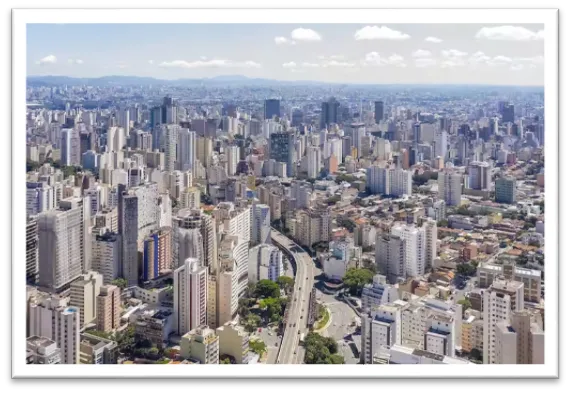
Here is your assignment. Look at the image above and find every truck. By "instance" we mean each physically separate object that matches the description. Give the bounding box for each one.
[299,333,305,343]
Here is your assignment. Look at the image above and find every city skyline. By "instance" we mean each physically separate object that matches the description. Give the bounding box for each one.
[27,23,545,86]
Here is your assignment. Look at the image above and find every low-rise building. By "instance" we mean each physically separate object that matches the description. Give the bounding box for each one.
[79,333,118,364]
[180,326,220,364]
[26,336,61,364]
[216,322,249,364]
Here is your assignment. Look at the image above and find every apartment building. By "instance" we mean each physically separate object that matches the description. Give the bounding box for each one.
[216,322,250,364]
[181,326,220,364]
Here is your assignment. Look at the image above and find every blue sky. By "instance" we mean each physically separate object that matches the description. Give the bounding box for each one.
[27,24,545,85]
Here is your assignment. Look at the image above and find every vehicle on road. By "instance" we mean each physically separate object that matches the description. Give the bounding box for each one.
[300,315,303,319]
[275,343,278,347]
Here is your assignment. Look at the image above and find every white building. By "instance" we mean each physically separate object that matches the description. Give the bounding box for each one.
[438,170,463,206]
[180,326,219,364]
[69,271,103,328]
[467,161,492,191]
[361,303,402,364]
[216,322,250,364]
[174,258,208,335]
[251,204,271,245]
[307,145,322,179]
[391,224,426,278]
[177,128,196,171]
[361,275,400,312]
[248,244,284,283]
[28,294,80,364]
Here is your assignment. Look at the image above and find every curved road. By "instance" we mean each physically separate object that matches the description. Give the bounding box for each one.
[271,229,315,364]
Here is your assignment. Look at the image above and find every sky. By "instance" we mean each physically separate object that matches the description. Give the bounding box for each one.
[27,24,545,85]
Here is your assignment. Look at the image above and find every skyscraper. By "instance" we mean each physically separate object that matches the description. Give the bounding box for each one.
[26,217,39,284]
[307,145,322,179]
[438,170,463,206]
[163,124,179,172]
[391,224,426,278]
[142,227,172,281]
[118,185,139,286]
[374,101,384,124]
[495,177,517,204]
[264,99,281,120]
[96,285,121,333]
[375,233,405,284]
[61,128,80,166]
[69,271,103,328]
[468,161,492,190]
[248,244,284,283]
[251,204,271,246]
[320,97,340,129]
[174,258,208,335]
[177,128,196,171]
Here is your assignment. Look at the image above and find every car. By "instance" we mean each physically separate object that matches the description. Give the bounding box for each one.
[275,343,278,347]
[293,323,296,327]
[294,351,297,355]
[300,316,303,319]
[306,277,308,280]
[298,330,301,334]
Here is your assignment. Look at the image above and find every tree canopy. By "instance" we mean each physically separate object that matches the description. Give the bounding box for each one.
[342,268,374,296]
[111,278,128,289]
[456,263,477,277]
[303,332,345,364]
[276,276,294,293]
[255,279,280,299]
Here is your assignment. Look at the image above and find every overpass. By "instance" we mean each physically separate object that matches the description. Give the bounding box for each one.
[271,229,315,364]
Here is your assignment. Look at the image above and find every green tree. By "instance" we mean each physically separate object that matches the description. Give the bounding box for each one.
[244,313,262,332]
[302,332,344,364]
[111,278,128,289]
[457,298,472,310]
[256,279,280,298]
[437,220,449,228]
[221,357,231,364]
[456,263,477,277]
[249,339,267,356]
[342,268,374,296]
[277,276,294,293]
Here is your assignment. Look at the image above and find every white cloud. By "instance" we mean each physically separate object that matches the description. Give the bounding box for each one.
[475,26,544,41]
[37,55,57,65]
[469,51,491,64]
[425,36,443,43]
[516,55,544,65]
[282,61,297,69]
[487,55,513,66]
[291,28,322,42]
[441,49,468,58]
[322,60,355,68]
[301,62,320,68]
[363,52,406,67]
[354,25,410,40]
[510,64,525,71]
[412,49,432,58]
[159,59,261,69]
[275,36,296,45]
[67,58,83,65]
[148,60,154,65]
[440,49,468,68]
[415,58,437,68]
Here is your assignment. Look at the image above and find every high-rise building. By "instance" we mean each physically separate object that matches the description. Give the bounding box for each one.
[142,227,172,281]
[28,294,80,364]
[118,186,139,286]
[96,285,121,332]
[26,336,61,364]
[37,197,91,292]
[251,204,271,245]
[26,181,55,217]
[495,177,517,204]
[375,233,406,284]
[438,170,463,206]
[69,271,103,328]
[467,161,492,190]
[320,97,340,129]
[366,167,412,197]
[180,326,219,364]
[174,258,208,335]
[307,145,322,179]
[502,104,515,123]
[374,101,384,124]
[172,209,217,272]
[163,124,179,172]
[92,231,121,285]
[61,128,80,166]
[391,224,426,277]
[423,219,437,272]
[264,99,280,120]
[361,275,400,312]
[216,322,250,364]
[361,303,402,364]
[248,244,284,283]
[26,218,39,284]
[226,145,239,176]
[197,136,213,168]
[177,128,196,171]
[483,279,524,364]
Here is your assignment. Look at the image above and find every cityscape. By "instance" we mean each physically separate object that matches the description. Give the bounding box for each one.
[24,23,545,367]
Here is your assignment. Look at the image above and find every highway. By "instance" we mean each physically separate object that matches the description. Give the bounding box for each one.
[271,229,315,364]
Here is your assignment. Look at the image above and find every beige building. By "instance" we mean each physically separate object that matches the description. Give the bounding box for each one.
[181,326,220,364]
[96,285,121,332]
[216,322,249,364]
[70,271,103,328]
[461,313,484,354]
[79,333,118,364]
[495,322,518,364]
[478,261,541,303]
[510,310,545,364]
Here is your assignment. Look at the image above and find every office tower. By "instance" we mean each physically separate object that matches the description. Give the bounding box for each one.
[118,186,139,286]
[361,303,402,364]
[173,209,217,271]
[82,150,99,172]
[163,124,179,172]
[117,108,130,134]
[388,168,413,197]
[483,279,524,364]
[61,128,80,166]
[48,122,62,147]
[435,130,448,159]
[79,132,94,156]
[213,202,251,243]
[177,128,196,171]
[106,126,125,153]
[468,161,492,190]
[180,187,201,210]
[374,138,391,161]
[142,227,172,281]
[307,145,322,179]
[96,285,121,332]
[374,101,384,124]
[320,97,340,129]
[69,271,103,328]
[218,245,239,326]
[361,275,400,312]
[174,258,208,335]
[375,233,405,284]
[495,177,517,204]
[251,204,271,245]
[216,322,250,364]
[248,244,284,283]
[26,218,39,284]
[37,197,91,292]
[264,99,280,120]
[270,131,292,164]
[26,336,61,364]
[391,224,426,278]
[180,326,219,364]
[28,295,80,364]
[502,104,515,123]
[291,108,304,127]
[438,170,463,206]
[219,235,249,298]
